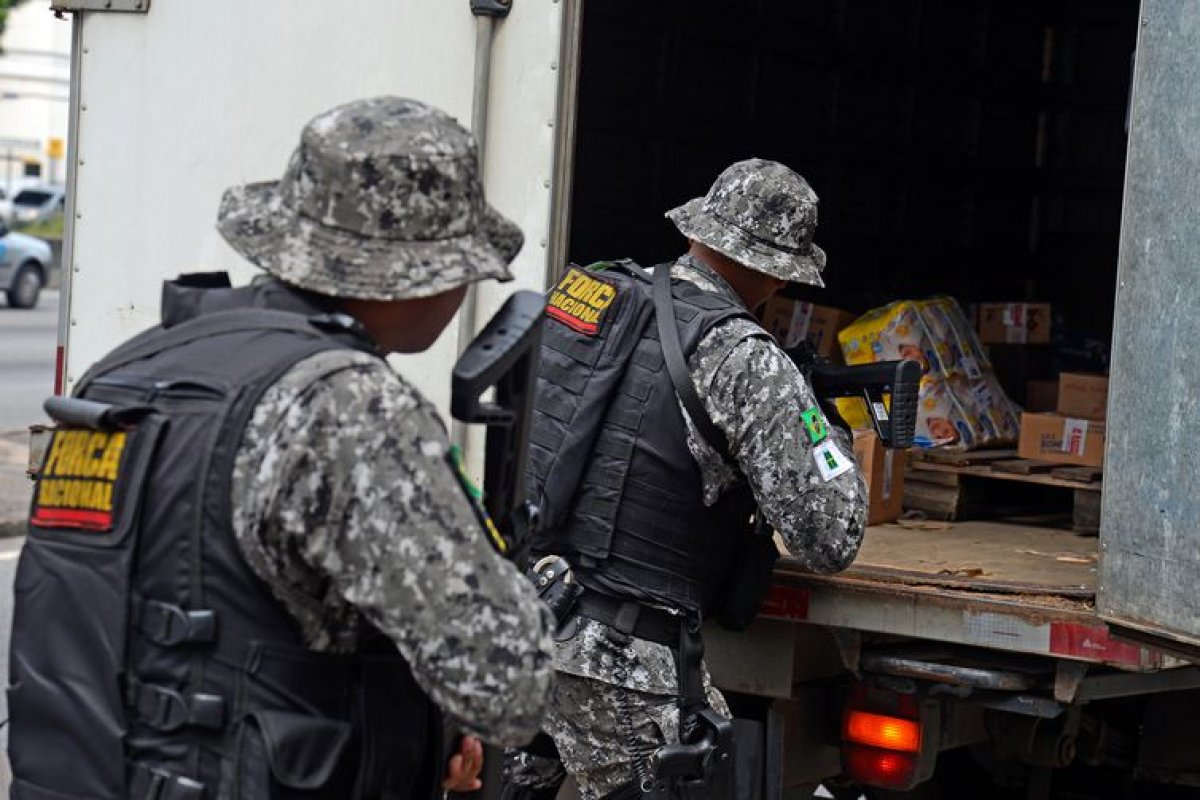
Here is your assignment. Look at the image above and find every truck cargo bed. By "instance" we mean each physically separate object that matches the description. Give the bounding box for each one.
[761,522,1171,671]
[844,521,1096,598]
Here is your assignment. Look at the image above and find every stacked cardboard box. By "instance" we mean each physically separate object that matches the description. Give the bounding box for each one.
[852,431,906,526]
[976,302,1052,345]
[1057,373,1109,420]
[1017,373,1108,468]
[760,297,856,359]
[973,302,1055,406]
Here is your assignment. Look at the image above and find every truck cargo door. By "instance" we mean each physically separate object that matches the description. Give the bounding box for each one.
[1100,0,1200,657]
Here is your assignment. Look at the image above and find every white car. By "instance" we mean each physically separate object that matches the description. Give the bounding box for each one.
[0,221,52,308]
[10,186,65,226]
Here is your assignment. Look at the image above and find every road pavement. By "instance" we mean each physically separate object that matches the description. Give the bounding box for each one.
[0,289,57,432]
[0,290,56,533]
[0,291,49,789]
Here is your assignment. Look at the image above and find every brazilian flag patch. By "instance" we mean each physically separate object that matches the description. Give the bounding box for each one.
[800,407,828,445]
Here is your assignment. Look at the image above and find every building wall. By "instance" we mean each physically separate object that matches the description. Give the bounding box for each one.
[0,1,70,192]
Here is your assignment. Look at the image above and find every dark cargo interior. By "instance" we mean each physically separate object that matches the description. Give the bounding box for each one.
[564,0,1138,571]
[567,0,1138,372]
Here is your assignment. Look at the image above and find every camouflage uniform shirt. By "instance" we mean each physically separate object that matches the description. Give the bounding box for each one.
[553,253,867,696]
[230,348,556,746]
[512,253,868,797]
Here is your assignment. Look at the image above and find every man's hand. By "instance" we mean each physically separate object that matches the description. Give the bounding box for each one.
[442,735,484,793]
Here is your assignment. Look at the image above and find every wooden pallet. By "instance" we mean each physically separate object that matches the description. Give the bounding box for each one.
[905,449,1102,534]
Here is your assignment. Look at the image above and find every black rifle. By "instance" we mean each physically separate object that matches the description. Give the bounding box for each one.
[787,341,922,449]
[450,290,546,559]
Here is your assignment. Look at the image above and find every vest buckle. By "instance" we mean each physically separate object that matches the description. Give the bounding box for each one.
[129,679,226,732]
[130,763,205,800]
[137,598,217,647]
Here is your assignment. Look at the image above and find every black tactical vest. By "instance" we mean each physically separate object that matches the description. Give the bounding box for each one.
[528,262,758,616]
[9,275,440,800]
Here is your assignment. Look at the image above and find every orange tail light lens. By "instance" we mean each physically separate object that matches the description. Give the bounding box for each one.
[843,710,922,753]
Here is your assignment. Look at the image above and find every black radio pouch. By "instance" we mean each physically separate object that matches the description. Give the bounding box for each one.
[711,511,779,631]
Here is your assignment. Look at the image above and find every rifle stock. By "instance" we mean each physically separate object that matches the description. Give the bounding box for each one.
[450,290,546,557]
[786,342,922,449]
[810,359,922,449]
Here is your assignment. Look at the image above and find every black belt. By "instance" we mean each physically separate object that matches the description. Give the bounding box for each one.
[573,591,684,649]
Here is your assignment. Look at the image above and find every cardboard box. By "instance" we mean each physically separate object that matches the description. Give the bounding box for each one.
[852,430,907,525]
[1057,373,1109,421]
[761,297,856,357]
[1025,379,1059,412]
[1017,412,1105,468]
[977,302,1052,345]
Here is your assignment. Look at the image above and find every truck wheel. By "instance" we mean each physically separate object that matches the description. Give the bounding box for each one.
[7,261,43,309]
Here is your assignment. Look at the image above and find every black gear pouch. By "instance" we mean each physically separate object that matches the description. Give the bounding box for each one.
[233,710,353,799]
[528,555,582,625]
[711,516,779,631]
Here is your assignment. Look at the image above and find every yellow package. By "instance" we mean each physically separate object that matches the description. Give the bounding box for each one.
[833,396,873,432]
[917,298,984,377]
[838,298,1020,450]
[960,373,1021,441]
[838,301,941,377]
[920,298,1020,444]
[919,375,976,449]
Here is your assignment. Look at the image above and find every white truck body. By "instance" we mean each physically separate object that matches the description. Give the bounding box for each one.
[47,0,1200,795]
[56,0,569,417]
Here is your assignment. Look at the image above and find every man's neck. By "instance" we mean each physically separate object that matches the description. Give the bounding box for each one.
[685,247,757,308]
[676,253,741,304]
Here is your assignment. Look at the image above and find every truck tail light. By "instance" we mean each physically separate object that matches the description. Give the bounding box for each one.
[841,686,937,790]
[844,710,922,753]
[843,746,919,788]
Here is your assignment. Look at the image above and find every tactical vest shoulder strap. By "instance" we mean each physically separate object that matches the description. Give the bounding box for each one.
[651,264,731,458]
[79,308,375,390]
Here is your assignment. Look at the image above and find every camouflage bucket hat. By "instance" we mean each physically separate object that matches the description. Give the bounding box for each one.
[217,96,523,300]
[666,158,826,287]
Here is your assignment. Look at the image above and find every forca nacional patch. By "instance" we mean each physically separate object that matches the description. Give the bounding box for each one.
[546,267,618,336]
[31,429,127,531]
